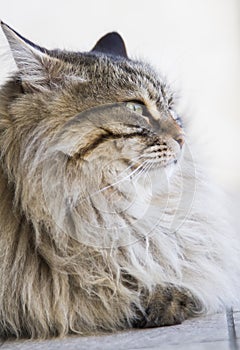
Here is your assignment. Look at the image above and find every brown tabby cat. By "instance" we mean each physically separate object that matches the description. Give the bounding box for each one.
[0,21,239,339]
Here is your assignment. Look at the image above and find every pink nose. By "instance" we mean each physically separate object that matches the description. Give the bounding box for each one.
[175,134,185,148]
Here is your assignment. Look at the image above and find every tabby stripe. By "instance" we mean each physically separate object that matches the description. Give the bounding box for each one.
[89,198,104,225]
[70,130,147,160]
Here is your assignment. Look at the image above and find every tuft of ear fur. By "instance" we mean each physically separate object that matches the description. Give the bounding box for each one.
[91,32,128,58]
[1,21,60,91]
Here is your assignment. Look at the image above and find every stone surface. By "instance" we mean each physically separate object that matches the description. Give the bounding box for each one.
[1,311,238,350]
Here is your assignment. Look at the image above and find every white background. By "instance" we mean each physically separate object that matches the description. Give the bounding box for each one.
[0,0,239,194]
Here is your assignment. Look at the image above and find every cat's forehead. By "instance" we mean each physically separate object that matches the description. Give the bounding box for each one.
[0,22,172,108]
[49,49,170,102]
[50,49,157,77]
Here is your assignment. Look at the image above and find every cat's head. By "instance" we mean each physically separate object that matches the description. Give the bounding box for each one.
[1,21,184,173]
[0,22,185,239]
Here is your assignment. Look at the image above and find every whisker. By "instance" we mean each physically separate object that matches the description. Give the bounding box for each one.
[89,159,148,197]
[134,163,148,181]
[113,155,143,180]
[134,160,152,181]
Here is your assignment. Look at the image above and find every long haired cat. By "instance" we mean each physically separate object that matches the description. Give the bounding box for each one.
[0,21,239,339]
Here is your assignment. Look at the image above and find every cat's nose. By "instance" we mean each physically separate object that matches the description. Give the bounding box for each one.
[175,134,185,148]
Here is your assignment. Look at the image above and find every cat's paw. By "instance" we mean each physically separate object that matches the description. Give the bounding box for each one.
[132,284,203,328]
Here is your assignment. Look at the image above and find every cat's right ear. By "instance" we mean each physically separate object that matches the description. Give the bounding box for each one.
[1,21,59,91]
[91,32,128,58]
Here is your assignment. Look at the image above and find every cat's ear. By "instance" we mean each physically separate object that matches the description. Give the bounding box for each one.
[91,32,128,58]
[1,21,59,91]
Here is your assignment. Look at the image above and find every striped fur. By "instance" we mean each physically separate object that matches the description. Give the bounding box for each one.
[0,23,240,338]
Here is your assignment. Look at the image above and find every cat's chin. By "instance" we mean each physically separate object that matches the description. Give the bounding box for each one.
[156,162,176,178]
[149,160,177,177]
[136,161,177,195]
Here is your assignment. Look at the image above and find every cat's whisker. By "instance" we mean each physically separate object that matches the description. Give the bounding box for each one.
[133,162,150,181]
[134,160,153,181]
[89,160,148,198]
[74,157,147,206]
[113,155,144,180]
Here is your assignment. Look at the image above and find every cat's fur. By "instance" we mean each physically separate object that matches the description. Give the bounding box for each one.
[0,22,239,339]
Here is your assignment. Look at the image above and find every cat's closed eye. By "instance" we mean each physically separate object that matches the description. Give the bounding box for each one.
[126,101,144,115]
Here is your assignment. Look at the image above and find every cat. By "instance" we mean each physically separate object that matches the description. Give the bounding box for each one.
[0,21,240,339]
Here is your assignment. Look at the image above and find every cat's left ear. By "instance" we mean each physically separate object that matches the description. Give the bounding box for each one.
[91,32,128,58]
[1,21,59,91]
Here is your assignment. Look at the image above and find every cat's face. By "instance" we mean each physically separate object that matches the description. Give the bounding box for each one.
[0,23,184,205]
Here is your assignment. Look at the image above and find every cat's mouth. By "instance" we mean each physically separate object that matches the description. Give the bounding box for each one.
[132,142,181,172]
[130,154,179,173]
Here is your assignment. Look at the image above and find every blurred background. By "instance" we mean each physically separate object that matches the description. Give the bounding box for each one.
[0,0,239,195]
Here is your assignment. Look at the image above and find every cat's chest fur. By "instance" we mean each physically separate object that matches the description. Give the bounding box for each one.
[66,155,181,250]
